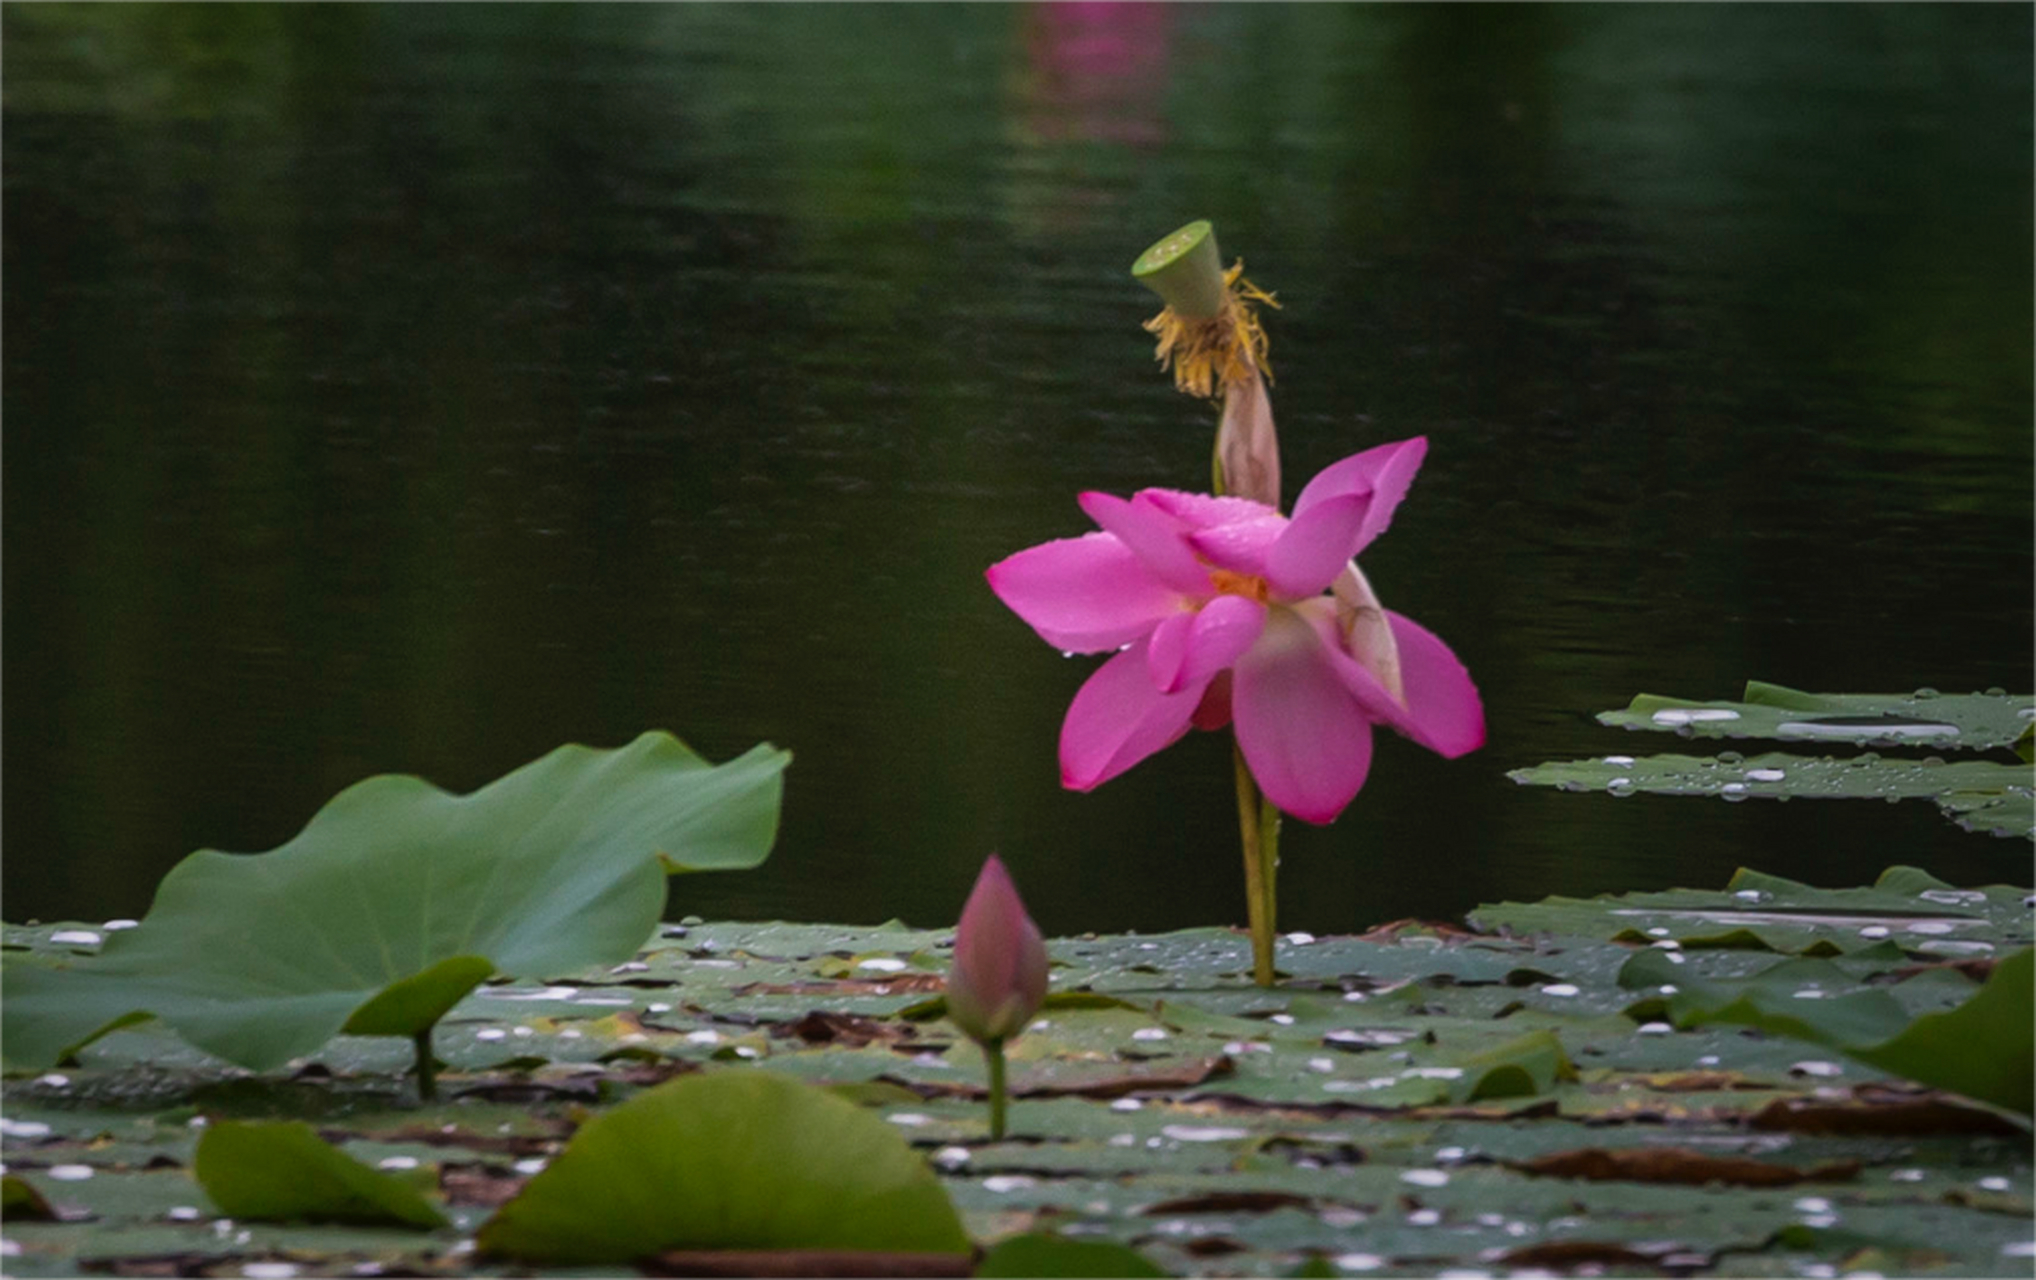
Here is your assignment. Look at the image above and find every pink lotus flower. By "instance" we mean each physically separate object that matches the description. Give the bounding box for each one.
[986,437,1484,824]
[946,855,1050,1045]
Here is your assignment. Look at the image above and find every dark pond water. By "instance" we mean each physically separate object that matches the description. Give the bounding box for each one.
[6,5,2031,937]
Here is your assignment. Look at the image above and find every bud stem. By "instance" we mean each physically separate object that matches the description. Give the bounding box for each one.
[412,1027,438,1101]
[984,1038,1010,1140]
[1234,746,1283,986]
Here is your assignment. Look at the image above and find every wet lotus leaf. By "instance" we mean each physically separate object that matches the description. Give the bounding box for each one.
[1936,785,2036,839]
[1509,749,2034,840]
[1596,681,2033,751]
[2,732,787,1071]
[7,863,2032,1278]
[1622,946,2033,1113]
[1471,864,2032,957]
[193,1120,449,1228]
[976,1230,1171,1277]
[1448,1030,1576,1102]
[475,1069,970,1264]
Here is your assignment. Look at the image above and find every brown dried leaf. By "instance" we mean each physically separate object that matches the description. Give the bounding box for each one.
[1637,1071,1768,1093]
[1139,1191,1315,1215]
[343,1122,569,1156]
[1355,919,1485,945]
[1887,957,1997,984]
[772,1010,915,1048]
[1181,1237,1248,1257]
[733,975,947,997]
[1509,1147,1860,1187]
[439,1162,527,1208]
[1500,1239,1681,1270]
[1748,1094,2025,1137]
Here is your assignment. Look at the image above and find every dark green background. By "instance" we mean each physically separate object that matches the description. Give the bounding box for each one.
[6,4,2030,933]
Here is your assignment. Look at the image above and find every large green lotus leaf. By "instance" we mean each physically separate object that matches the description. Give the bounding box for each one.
[1596,681,2033,750]
[1621,946,2033,1113]
[474,1069,970,1264]
[193,1120,448,1228]
[1,732,787,1070]
[1508,749,2034,840]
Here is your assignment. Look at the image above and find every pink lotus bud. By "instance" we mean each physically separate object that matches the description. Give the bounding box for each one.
[946,855,1050,1045]
[1215,370,1280,508]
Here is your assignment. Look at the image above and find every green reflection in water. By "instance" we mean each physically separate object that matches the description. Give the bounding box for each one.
[4,4,2029,935]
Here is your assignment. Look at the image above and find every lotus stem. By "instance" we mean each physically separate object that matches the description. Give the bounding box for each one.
[984,1038,1009,1140]
[1234,746,1282,986]
[412,1027,437,1102]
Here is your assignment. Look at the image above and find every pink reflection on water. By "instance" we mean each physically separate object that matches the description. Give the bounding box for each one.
[1018,1,1173,148]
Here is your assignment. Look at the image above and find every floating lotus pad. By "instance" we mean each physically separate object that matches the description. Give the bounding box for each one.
[193,1120,448,1228]
[1509,750,2033,840]
[1620,946,2033,1113]
[475,1070,971,1264]
[1597,681,2033,752]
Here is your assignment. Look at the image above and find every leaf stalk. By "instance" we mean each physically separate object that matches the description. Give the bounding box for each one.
[412,1026,437,1101]
[1234,745,1282,986]
[984,1038,1009,1140]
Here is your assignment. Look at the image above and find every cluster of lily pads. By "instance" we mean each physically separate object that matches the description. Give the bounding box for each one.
[1513,681,2033,840]
[3,862,2030,1276]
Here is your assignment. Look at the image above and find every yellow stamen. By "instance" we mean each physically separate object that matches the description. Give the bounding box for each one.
[1208,569,1270,603]
[1142,261,1280,399]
